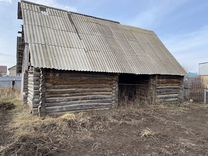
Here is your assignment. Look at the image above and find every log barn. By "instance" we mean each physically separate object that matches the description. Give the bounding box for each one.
[17,1,186,115]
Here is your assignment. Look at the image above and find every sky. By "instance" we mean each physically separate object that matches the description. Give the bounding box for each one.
[0,0,208,73]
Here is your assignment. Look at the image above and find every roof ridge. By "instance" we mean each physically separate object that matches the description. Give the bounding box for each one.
[21,0,120,24]
[121,24,154,34]
[199,62,208,64]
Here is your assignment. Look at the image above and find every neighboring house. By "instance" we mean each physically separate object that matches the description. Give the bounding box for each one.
[199,62,208,76]
[0,66,22,90]
[0,76,21,90]
[8,65,17,76]
[17,1,186,115]
[0,66,7,77]
[186,72,198,78]
[199,62,208,88]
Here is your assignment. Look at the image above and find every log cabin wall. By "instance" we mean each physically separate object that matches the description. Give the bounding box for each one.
[27,67,40,114]
[25,69,184,115]
[155,75,184,103]
[22,71,28,104]
[44,70,118,115]
[118,74,184,105]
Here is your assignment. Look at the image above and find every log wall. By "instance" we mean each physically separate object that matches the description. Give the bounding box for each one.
[27,67,40,114]
[44,70,118,115]
[25,68,184,115]
[155,75,184,103]
[22,71,28,104]
[118,75,183,105]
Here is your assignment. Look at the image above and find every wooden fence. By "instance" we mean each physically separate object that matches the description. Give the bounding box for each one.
[184,76,208,103]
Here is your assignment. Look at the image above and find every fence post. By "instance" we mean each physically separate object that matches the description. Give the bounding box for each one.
[204,89,207,104]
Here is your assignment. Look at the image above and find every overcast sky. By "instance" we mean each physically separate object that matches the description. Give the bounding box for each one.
[0,0,208,73]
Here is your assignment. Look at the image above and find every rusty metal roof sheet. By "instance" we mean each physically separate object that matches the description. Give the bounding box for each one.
[20,1,186,75]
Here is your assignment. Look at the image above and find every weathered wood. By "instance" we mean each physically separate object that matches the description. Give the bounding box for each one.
[45,92,112,98]
[43,70,117,114]
[112,76,119,107]
[27,67,40,112]
[27,68,184,115]
[45,83,113,89]
[45,99,113,107]
[46,107,110,115]
[46,88,112,92]
[38,68,46,116]
[45,103,112,113]
[156,88,180,95]
[157,94,179,98]
[46,95,112,103]
[155,75,184,103]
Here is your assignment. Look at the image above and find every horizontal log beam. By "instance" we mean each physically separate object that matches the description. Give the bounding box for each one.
[157,94,179,98]
[45,103,112,112]
[46,95,112,103]
[45,92,112,98]
[45,99,113,107]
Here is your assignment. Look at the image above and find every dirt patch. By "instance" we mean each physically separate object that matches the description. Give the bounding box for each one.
[1,102,208,155]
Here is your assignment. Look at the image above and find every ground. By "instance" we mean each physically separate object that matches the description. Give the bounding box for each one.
[0,99,208,156]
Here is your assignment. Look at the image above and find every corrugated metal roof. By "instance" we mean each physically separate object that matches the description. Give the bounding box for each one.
[20,1,186,75]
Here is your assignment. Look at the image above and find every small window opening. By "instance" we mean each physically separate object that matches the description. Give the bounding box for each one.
[40,6,46,12]
[40,6,48,15]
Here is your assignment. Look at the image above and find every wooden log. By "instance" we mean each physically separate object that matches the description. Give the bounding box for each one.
[156,86,181,89]
[45,103,112,113]
[157,94,178,98]
[46,80,113,86]
[161,98,178,102]
[45,99,113,107]
[46,95,112,103]
[45,71,115,78]
[156,88,180,95]
[45,83,113,89]
[46,88,112,93]
[45,92,112,98]
[46,107,110,115]
[42,70,118,114]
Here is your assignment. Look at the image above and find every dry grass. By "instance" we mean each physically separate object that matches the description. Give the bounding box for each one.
[0,102,146,155]
[141,128,156,137]
[0,89,20,100]
[1,100,208,155]
[0,102,83,155]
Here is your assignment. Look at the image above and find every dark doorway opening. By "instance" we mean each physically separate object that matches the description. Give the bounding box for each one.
[118,74,150,106]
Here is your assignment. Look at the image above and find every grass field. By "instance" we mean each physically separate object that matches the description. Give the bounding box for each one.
[0,98,208,156]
